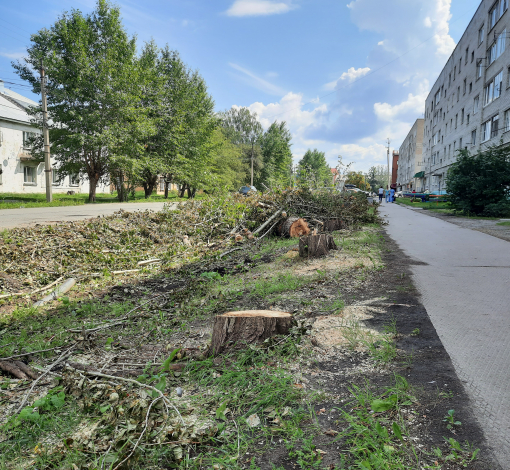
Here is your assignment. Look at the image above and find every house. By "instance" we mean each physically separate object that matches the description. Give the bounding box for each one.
[391,150,399,189]
[0,80,107,195]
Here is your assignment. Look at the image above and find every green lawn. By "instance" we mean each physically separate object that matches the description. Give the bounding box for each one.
[497,221,510,226]
[395,197,451,210]
[0,190,204,210]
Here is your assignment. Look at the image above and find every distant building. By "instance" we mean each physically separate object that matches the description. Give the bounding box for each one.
[391,150,399,188]
[423,0,510,192]
[0,80,107,194]
[397,119,425,191]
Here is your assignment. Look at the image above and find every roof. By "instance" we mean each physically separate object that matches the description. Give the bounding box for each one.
[330,168,338,174]
[0,93,32,124]
[1,86,38,109]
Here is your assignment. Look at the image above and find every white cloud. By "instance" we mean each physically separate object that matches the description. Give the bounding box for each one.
[0,51,25,60]
[229,63,286,96]
[374,80,428,121]
[324,67,371,90]
[226,0,296,17]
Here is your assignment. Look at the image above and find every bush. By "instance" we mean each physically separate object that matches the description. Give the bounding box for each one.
[446,145,510,216]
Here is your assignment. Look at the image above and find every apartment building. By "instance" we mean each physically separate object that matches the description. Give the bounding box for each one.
[423,0,510,192]
[397,119,425,191]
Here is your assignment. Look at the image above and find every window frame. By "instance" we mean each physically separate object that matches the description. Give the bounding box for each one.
[69,173,80,187]
[23,165,36,185]
[479,24,485,45]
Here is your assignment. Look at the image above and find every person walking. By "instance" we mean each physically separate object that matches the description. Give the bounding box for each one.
[390,187,395,203]
[378,186,384,203]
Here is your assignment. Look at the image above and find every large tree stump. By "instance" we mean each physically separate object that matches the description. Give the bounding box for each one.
[276,217,310,238]
[299,234,337,259]
[208,310,294,356]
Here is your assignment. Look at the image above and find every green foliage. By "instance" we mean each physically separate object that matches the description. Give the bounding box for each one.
[346,171,371,190]
[366,165,388,192]
[446,145,510,216]
[297,149,332,189]
[259,121,293,188]
[443,409,462,429]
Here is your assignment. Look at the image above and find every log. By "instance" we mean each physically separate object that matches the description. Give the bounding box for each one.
[323,219,344,232]
[208,310,294,356]
[276,217,310,238]
[299,234,338,259]
[0,360,28,380]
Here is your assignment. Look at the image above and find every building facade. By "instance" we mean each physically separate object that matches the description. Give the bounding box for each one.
[397,119,425,191]
[0,81,107,195]
[391,150,399,188]
[423,0,510,192]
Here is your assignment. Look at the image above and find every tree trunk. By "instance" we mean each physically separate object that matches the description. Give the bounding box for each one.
[143,174,158,198]
[323,219,344,232]
[208,310,294,356]
[299,234,337,259]
[276,217,311,238]
[178,184,187,198]
[164,181,170,199]
[88,174,98,203]
[0,360,39,380]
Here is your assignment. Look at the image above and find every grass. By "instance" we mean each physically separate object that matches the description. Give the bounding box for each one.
[497,221,510,226]
[0,190,204,210]
[395,198,450,210]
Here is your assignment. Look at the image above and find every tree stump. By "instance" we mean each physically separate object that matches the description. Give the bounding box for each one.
[299,234,338,259]
[208,310,294,356]
[276,217,310,238]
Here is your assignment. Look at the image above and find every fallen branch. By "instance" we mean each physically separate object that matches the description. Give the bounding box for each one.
[252,208,283,236]
[30,277,64,296]
[112,269,141,275]
[33,278,77,307]
[1,346,61,361]
[137,259,161,266]
[219,247,243,258]
[16,346,76,413]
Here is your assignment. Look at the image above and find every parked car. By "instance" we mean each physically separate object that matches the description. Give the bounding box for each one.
[239,185,257,196]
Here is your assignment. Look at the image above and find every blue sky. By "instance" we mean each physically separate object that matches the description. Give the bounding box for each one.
[0,0,483,172]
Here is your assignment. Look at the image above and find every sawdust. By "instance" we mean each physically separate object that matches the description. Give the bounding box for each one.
[292,250,375,276]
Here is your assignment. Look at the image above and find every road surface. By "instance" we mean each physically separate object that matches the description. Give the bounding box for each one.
[381,203,510,466]
[0,202,175,229]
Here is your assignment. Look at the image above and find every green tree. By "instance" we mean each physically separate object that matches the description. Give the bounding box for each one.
[298,149,332,188]
[259,121,293,188]
[446,145,510,216]
[14,0,151,202]
[346,171,370,190]
[218,107,263,186]
[366,165,387,192]
[208,128,248,191]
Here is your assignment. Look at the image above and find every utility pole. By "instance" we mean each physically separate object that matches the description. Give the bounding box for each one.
[386,138,391,190]
[40,59,52,202]
[250,141,254,187]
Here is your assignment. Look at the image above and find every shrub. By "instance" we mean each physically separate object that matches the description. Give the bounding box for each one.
[446,145,510,216]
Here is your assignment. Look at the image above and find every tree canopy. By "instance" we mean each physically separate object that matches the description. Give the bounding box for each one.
[298,149,332,188]
[346,171,370,191]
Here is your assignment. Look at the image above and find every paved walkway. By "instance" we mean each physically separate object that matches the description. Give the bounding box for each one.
[0,202,174,229]
[380,202,510,465]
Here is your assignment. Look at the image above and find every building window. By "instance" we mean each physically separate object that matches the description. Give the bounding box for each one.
[490,0,507,29]
[457,86,460,101]
[22,131,36,149]
[476,59,483,79]
[469,82,473,93]
[472,51,475,63]
[465,47,469,64]
[471,129,477,145]
[482,115,499,141]
[467,113,470,124]
[473,95,480,114]
[484,70,503,105]
[461,108,465,124]
[70,174,80,187]
[455,114,458,128]
[488,30,506,65]
[449,144,451,157]
[459,137,463,149]
[454,66,456,80]
[505,109,510,131]
[449,73,452,87]
[52,170,60,185]
[435,90,441,105]
[23,166,36,184]
[479,25,485,44]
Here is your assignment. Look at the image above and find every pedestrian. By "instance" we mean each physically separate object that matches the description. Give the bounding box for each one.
[385,186,390,203]
[390,187,395,203]
[378,186,384,203]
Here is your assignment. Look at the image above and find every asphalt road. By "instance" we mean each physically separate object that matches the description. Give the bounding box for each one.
[381,202,510,466]
[0,202,175,229]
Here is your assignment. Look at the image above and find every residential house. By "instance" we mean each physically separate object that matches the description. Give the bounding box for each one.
[397,119,425,191]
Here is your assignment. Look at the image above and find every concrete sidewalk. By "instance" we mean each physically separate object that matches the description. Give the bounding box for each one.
[380,202,510,465]
[0,202,174,229]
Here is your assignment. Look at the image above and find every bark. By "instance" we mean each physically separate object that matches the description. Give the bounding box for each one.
[0,360,28,380]
[164,181,170,199]
[14,361,39,379]
[299,234,338,259]
[88,173,98,203]
[277,217,311,238]
[208,310,294,356]
[178,184,187,198]
[323,219,344,232]
[143,175,157,198]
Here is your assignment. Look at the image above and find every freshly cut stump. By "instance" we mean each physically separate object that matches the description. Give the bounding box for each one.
[276,217,310,238]
[208,310,294,356]
[299,234,338,259]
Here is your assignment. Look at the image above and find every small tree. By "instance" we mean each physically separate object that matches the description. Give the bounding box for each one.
[298,149,331,188]
[346,171,370,190]
[446,145,510,216]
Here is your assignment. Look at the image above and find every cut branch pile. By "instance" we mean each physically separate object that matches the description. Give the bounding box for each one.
[0,190,378,300]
